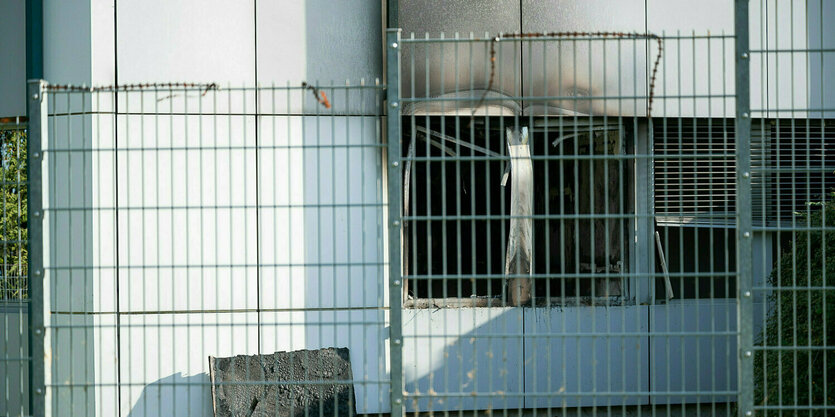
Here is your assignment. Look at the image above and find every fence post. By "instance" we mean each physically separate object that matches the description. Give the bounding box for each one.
[734,2,754,416]
[27,79,46,417]
[385,28,404,417]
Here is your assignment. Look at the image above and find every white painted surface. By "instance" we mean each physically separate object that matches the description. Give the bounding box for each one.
[524,306,650,408]
[400,0,827,117]
[257,1,383,114]
[118,312,259,417]
[255,1,308,85]
[807,0,835,118]
[649,301,737,405]
[399,0,522,108]
[649,301,767,405]
[44,112,99,315]
[258,116,308,311]
[647,0,811,117]
[299,116,385,309]
[43,100,386,415]
[115,114,259,312]
[522,0,649,117]
[44,0,92,84]
[116,2,254,115]
[91,0,116,86]
[403,308,525,412]
[48,313,118,417]
[748,0,810,118]
[402,304,760,411]
[646,0,736,118]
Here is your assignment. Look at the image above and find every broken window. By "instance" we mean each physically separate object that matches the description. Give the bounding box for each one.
[402,116,632,306]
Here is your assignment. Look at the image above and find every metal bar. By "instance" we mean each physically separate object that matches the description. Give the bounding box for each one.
[26,79,45,417]
[398,34,737,43]
[25,0,43,81]
[385,28,404,417]
[386,0,398,28]
[734,1,754,416]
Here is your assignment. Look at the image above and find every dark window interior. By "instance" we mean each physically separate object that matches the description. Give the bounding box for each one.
[403,116,632,302]
[654,226,737,299]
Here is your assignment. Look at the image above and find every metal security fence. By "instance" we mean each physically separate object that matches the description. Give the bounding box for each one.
[0,123,28,301]
[1,118,30,417]
[390,26,741,415]
[13,1,834,416]
[26,81,390,417]
[748,0,835,415]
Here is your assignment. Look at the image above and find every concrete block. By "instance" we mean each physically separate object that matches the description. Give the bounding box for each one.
[209,348,354,417]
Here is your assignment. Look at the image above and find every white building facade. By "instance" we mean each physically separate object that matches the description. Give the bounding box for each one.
[1,1,832,416]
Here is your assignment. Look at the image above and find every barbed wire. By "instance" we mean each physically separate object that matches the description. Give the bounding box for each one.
[43,82,220,94]
[43,82,335,108]
[302,82,332,109]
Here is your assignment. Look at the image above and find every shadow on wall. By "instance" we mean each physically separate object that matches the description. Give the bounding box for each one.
[128,373,211,417]
[404,304,738,412]
[125,2,385,416]
[403,307,525,412]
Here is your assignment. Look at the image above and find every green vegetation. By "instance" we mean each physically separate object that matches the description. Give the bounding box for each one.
[755,195,835,415]
[0,129,27,300]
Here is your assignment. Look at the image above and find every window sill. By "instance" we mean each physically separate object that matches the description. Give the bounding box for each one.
[404,296,628,309]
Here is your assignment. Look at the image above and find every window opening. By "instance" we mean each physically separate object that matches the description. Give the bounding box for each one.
[402,116,631,306]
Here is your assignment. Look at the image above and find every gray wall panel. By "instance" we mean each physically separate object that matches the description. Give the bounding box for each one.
[399,0,521,112]
[0,0,26,118]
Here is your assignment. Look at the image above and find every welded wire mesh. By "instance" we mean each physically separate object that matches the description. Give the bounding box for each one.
[34,82,390,417]
[19,2,835,416]
[0,119,29,417]
[0,125,28,301]
[393,29,741,415]
[750,1,835,415]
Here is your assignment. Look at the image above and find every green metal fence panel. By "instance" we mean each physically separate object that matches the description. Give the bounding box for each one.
[749,1,834,415]
[394,28,741,416]
[33,82,390,417]
[0,115,30,417]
